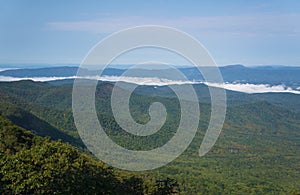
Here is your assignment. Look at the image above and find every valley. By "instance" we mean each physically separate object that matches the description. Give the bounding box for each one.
[0,78,299,194]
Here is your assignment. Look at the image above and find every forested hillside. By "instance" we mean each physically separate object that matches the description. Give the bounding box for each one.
[0,116,180,194]
[0,80,299,194]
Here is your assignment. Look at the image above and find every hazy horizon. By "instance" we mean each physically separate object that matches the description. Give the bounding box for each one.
[1,63,300,68]
[1,1,300,66]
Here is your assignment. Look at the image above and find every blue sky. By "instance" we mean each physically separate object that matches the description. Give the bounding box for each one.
[1,0,300,66]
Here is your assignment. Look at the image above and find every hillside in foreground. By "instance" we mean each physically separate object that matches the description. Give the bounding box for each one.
[0,115,179,194]
[0,80,299,194]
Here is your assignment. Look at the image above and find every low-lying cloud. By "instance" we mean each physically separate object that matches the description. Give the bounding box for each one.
[0,75,196,86]
[206,82,300,94]
[0,75,299,94]
[0,68,18,72]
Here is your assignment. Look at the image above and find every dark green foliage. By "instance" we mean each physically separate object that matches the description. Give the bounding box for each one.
[0,116,34,154]
[152,178,179,195]
[0,116,149,194]
[1,141,116,194]
[0,80,299,194]
[122,176,145,195]
[0,100,84,148]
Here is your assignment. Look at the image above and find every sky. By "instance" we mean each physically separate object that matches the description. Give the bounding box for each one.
[1,0,300,66]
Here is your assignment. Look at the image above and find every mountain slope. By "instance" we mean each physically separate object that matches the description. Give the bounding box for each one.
[0,116,151,194]
[0,80,299,194]
[0,100,83,147]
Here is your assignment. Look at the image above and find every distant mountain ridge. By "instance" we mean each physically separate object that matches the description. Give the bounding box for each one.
[0,66,79,77]
[1,65,299,88]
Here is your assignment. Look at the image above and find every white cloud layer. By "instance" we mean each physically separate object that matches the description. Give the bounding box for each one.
[0,75,299,94]
[0,68,18,72]
[205,82,300,94]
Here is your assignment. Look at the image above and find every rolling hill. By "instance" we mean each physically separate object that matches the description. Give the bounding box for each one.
[0,79,299,194]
